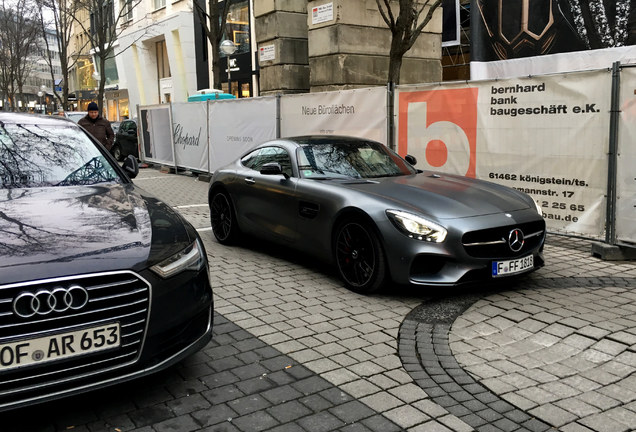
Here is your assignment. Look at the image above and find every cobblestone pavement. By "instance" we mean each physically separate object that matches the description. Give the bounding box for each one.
[3,168,634,432]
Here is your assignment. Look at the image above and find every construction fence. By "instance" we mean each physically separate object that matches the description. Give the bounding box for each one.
[137,63,635,245]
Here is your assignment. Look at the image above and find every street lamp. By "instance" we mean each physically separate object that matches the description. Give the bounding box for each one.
[39,84,47,114]
[37,91,43,114]
[220,39,237,95]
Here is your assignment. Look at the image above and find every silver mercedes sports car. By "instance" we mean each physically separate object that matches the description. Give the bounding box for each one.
[208,136,545,293]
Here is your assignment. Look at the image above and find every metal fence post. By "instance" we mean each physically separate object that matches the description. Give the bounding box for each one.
[605,61,620,245]
[276,93,281,139]
[387,82,395,150]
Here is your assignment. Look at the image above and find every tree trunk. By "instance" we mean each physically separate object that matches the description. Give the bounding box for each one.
[98,54,106,115]
[388,37,405,85]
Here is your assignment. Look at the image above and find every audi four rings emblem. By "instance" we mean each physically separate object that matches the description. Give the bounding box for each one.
[508,229,525,252]
[13,285,89,318]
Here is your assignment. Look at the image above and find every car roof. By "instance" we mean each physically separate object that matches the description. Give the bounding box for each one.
[264,135,381,147]
[0,112,77,126]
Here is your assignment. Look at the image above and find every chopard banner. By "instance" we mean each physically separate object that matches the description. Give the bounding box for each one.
[171,102,208,172]
[280,87,387,144]
[138,104,175,166]
[617,66,636,243]
[396,69,612,238]
[208,97,277,173]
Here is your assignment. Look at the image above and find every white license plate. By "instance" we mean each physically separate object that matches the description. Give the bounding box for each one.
[492,255,534,277]
[0,323,120,372]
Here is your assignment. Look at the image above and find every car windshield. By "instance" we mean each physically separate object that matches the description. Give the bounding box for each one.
[0,121,121,189]
[297,140,417,179]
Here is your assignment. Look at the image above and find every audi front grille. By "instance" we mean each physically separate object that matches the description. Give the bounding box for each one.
[0,271,150,407]
[461,220,546,258]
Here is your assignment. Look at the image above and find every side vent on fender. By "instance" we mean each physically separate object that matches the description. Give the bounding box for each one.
[299,201,320,219]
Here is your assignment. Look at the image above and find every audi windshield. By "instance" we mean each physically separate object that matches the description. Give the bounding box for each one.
[0,120,120,189]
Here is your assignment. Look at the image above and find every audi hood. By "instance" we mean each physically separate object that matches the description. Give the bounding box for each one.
[338,171,533,219]
[0,183,193,284]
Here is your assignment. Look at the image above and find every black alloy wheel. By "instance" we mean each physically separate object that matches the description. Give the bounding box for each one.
[111,144,122,161]
[210,191,239,244]
[334,220,386,293]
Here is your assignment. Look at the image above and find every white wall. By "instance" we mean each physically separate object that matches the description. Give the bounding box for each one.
[115,1,198,115]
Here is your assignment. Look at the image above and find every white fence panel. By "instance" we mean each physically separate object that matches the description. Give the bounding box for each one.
[171,102,209,172]
[208,97,278,173]
[280,87,387,144]
[396,70,612,238]
[138,104,175,166]
[617,67,636,244]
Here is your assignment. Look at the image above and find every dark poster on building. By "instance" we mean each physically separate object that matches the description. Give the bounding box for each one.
[471,0,636,62]
[443,0,460,46]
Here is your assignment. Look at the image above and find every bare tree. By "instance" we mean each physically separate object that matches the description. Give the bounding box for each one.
[192,0,231,90]
[71,0,143,114]
[38,0,89,111]
[0,0,41,111]
[376,0,442,85]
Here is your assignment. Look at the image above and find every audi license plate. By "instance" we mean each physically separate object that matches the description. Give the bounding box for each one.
[0,323,120,372]
[492,255,533,277]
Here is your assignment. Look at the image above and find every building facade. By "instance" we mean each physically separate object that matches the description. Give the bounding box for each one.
[68,6,99,113]
[101,0,443,117]
[0,26,63,114]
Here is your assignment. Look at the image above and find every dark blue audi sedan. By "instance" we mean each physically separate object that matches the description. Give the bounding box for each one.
[0,113,213,411]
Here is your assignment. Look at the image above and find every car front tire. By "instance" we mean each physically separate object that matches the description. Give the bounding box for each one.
[111,144,122,161]
[334,219,387,294]
[210,190,240,244]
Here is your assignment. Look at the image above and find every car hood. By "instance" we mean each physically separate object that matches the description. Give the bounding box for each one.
[338,172,532,219]
[0,183,192,285]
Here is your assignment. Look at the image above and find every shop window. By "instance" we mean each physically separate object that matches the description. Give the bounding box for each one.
[241,83,250,98]
[156,40,171,79]
[221,1,250,57]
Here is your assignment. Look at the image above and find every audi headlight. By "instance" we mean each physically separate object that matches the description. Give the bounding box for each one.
[386,210,447,242]
[151,239,206,278]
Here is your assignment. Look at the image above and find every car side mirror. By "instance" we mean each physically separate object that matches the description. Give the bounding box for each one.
[405,154,417,166]
[123,154,139,179]
[260,162,289,179]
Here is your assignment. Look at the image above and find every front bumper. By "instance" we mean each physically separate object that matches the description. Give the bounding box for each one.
[381,210,546,286]
[0,267,213,412]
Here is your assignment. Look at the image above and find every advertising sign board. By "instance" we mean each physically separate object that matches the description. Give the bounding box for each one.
[397,70,612,237]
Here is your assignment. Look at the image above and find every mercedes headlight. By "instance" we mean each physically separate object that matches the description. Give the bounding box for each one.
[386,210,447,242]
[151,239,206,278]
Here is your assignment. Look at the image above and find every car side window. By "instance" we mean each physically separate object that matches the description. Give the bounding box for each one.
[241,147,293,177]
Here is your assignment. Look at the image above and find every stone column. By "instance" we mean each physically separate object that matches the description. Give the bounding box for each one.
[254,1,310,95]
[307,0,442,92]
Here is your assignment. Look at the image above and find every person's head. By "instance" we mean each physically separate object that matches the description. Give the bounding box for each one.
[87,102,99,119]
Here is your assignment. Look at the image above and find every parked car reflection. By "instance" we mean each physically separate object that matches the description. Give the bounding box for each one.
[112,118,138,161]
[65,111,87,123]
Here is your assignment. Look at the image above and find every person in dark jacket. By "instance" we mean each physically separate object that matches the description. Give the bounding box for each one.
[78,101,114,150]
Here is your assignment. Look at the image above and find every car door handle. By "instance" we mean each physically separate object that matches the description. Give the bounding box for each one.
[244,177,255,185]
